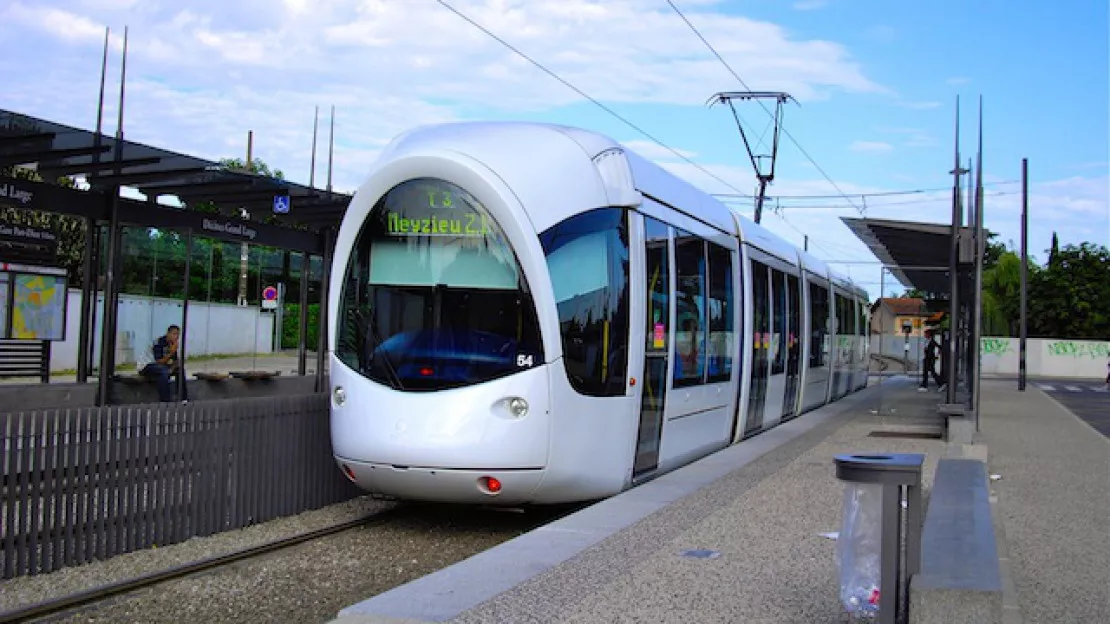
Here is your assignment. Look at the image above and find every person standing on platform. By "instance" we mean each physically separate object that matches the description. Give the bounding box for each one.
[919,330,944,392]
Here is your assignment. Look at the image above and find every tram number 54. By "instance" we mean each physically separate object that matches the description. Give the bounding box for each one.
[516,354,535,368]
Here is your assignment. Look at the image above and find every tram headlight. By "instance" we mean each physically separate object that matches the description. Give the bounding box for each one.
[508,397,529,418]
[333,385,347,407]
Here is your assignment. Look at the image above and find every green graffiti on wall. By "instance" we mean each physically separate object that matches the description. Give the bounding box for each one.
[980,338,1013,356]
[1046,341,1110,359]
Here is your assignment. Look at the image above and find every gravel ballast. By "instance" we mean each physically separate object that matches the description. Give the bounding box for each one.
[1,495,568,623]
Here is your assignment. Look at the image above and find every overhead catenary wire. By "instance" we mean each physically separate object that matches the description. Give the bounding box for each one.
[712,179,1020,203]
[432,0,846,259]
[715,189,1014,211]
[433,0,751,200]
[665,0,865,216]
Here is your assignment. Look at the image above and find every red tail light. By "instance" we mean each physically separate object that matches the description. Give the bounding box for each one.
[479,476,502,494]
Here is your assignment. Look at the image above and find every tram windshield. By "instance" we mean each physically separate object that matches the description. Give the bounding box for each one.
[335,178,544,391]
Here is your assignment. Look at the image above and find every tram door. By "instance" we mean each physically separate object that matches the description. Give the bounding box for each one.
[782,273,802,420]
[633,218,670,478]
[762,268,788,429]
[743,260,770,435]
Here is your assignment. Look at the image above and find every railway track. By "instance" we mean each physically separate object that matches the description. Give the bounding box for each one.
[0,508,403,624]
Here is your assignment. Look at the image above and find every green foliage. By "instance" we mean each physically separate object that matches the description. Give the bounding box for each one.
[1027,242,1110,339]
[281,303,319,349]
[883,228,1109,340]
[219,157,284,180]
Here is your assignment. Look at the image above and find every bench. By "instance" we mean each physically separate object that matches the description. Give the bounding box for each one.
[194,372,230,381]
[0,339,50,382]
[228,370,282,380]
[909,458,1004,623]
[112,372,154,384]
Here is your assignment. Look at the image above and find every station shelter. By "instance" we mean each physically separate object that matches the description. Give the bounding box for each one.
[0,109,350,409]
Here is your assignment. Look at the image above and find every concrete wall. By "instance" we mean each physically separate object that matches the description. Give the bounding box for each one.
[978,337,1109,379]
[49,288,275,371]
[871,335,1110,379]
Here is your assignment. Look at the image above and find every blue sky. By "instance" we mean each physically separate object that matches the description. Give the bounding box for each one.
[1,0,1106,299]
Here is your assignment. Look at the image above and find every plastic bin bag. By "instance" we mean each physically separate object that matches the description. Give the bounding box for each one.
[836,481,883,617]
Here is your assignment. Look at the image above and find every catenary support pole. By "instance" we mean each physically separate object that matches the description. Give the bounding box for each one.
[1019,158,1028,391]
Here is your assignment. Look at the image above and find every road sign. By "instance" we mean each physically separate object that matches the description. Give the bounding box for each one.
[262,285,279,309]
[273,195,290,214]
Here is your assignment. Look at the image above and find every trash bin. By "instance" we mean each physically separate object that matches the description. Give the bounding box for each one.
[833,453,924,624]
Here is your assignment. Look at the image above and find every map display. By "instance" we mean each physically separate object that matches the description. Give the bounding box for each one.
[10,273,66,340]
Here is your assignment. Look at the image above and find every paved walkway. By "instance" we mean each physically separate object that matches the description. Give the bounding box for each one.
[981,379,1110,623]
[333,376,1109,624]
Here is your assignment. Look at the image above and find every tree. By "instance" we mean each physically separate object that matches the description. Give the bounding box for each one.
[980,250,1037,336]
[1027,242,1110,339]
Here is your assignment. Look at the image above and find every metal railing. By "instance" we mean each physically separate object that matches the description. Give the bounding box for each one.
[1,393,361,579]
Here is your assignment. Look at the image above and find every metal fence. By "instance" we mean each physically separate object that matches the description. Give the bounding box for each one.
[1,393,363,580]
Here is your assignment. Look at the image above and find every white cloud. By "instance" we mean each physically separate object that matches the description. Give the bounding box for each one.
[6,3,106,43]
[849,141,894,153]
[0,0,895,192]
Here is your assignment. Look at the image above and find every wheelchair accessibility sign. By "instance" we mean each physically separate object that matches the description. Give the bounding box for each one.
[273,195,290,214]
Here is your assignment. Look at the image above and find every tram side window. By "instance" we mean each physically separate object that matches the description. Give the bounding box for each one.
[808,282,829,368]
[771,269,786,375]
[835,294,848,366]
[540,207,630,397]
[673,228,707,388]
[706,243,734,383]
[644,217,669,353]
[751,260,770,369]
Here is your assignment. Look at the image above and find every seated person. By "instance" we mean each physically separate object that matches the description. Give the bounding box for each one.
[140,324,188,403]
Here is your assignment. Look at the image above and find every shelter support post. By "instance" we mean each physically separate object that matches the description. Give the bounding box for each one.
[76,215,97,383]
[96,190,122,406]
[178,229,193,402]
[314,228,334,393]
[298,250,309,376]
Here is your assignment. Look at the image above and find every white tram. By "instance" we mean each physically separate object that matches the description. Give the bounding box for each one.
[326,121,870,506]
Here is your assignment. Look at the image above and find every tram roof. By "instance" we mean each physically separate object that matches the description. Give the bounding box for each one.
[0,109,351,232]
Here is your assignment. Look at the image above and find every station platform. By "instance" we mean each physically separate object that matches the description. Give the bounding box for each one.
[331,375,1110,624]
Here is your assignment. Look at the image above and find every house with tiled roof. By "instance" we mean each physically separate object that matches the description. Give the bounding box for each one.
[869,297,931,336]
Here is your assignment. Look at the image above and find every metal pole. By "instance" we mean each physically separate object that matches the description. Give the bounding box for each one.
[972,97,984,430]
[946,97,962,405]
[314,229,333,393]
[298,251,309,376]
[754,176,768,224]
[872,268,886,416]
[96,25,128,406]
[1019,158,1028,391]
[309,106,319,189]
[79,27,111,384]
[965,156,975,394]
[179,229,192,402]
